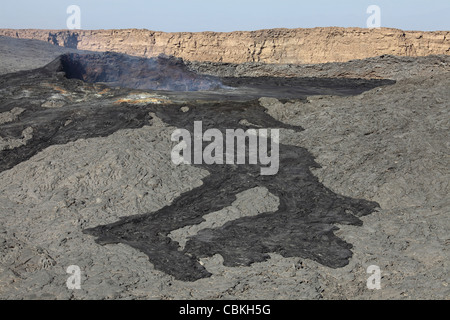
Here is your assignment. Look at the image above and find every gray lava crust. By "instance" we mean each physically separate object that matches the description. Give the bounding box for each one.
[0,54,387,282]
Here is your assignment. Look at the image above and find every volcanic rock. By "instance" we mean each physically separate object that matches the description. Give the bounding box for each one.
[58,52,222,91]
[0,33,448,300]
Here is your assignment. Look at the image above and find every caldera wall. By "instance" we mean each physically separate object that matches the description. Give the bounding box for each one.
[0,27,449,64]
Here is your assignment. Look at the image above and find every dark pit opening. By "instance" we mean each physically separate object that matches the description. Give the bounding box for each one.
[59,52,223,91]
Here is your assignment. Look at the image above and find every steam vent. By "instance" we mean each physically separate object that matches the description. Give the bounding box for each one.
[58,52,223,91]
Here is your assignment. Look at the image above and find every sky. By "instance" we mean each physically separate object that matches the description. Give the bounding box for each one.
[0,0,449,32]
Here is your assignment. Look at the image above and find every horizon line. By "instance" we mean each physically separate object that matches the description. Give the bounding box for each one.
[1,26,450,33]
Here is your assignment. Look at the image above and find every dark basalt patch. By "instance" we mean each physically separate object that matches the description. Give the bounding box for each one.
[221,76,395,97]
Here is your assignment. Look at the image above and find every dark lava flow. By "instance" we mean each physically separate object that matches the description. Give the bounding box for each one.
[85,102,380,281]
[0,54,390,281]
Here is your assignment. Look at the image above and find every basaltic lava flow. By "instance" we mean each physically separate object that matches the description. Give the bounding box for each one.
[0,52,392,281]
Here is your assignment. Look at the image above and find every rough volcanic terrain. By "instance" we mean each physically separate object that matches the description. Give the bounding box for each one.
[0,35,448,300]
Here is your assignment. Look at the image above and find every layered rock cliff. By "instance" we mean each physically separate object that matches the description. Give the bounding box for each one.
[1,28,449,64]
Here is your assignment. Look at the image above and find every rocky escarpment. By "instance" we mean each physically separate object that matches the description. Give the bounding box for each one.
[1,27,449,64]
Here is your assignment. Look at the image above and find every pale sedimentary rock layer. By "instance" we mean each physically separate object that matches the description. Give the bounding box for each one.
[1,27,449,64]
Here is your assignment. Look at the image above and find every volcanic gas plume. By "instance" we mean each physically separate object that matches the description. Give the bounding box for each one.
[59,52,223,91]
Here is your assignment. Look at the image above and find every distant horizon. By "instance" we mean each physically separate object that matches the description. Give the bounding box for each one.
[1,26,449,33]
[0,1,449,32]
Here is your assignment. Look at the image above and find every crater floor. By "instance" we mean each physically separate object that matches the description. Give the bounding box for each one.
[0,37,448,299]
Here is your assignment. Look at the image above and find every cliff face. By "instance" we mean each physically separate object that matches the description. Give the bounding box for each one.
[1,28,449,64]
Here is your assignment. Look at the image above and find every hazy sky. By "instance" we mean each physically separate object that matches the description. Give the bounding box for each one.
[1,0,449,32]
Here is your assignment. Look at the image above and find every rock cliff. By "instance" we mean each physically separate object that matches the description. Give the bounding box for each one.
[1,27,449,64]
